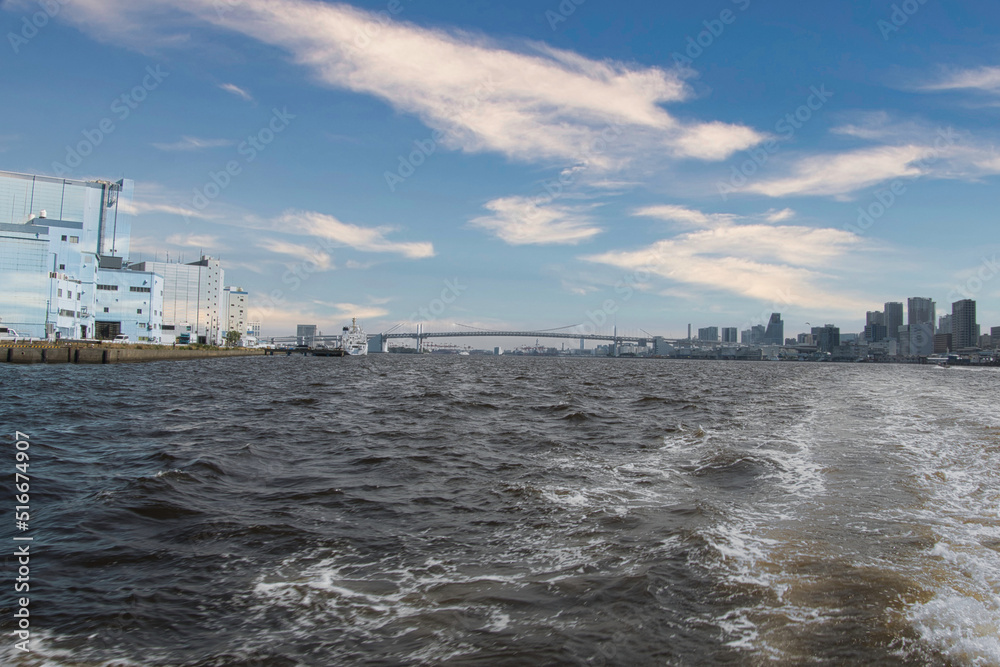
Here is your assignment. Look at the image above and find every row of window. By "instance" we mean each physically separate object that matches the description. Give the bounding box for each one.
[97,284,118,291]
[59,235,80,243]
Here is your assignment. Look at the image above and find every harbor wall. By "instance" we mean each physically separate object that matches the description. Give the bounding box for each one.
[0,345,265,365]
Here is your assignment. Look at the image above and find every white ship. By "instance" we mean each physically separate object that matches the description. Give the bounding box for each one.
[341,318,369,356]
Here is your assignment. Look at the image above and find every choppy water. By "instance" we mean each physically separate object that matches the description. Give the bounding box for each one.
[1,356,999,665]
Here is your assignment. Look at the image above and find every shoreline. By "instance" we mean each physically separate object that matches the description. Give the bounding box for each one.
[0,344,266,365]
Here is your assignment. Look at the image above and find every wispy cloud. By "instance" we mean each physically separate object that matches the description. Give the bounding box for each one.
[470,197,603,245]
[311,301,389,321]
[257,238,334,270]
[165,233,219,248]
[921,66,1000,93]
[130,200,219,220]
[152,136,234,151]
[219,82,253,101]
[583,206,870,313]
[633,204,736,229]
[278,210,435,259]
[46,0,766,171]
[743,145,931,198]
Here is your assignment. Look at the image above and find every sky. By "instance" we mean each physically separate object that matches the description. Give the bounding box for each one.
[3,0,1000,343]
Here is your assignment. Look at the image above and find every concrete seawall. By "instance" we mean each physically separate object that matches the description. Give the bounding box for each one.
[1,346,265,365]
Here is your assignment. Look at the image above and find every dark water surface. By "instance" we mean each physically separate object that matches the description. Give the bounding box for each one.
[1,355,998,665]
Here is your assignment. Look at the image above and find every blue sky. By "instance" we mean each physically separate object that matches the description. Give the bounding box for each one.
[3,0,1000,340]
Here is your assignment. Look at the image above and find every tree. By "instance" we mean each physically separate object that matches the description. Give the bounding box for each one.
[224,330,241,347]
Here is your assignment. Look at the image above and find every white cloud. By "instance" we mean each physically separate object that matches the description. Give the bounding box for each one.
[744,145,931,198]
[582,205,870,313]
[44,0,765,170]
[470,197,602,245]
[312,301,389,321]
[765,208,795,223]
[165,233,219,248]
[152,136,233,151]
[219,82,253,101]
[633,204,735,228]
[129,200,218,221]
[277,210,434,259]
[257,238,334,270]
[921,66,1000,93]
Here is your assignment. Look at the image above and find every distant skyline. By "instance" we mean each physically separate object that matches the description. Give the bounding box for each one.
[3,0,999,337]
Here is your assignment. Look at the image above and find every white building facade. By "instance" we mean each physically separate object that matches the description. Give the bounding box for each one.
[0,169,165,341]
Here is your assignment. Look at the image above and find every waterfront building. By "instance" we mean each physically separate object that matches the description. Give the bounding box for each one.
[721,327,738,343]
[697,326,718,342]
[907,297,936,331]
[222,286,249,342]
[297,324,318,347]
[130,256,225,345]
[763,313,784,345]
[933,333,953,354]
[884,302,904,341]
[897,325,912,356]
[938,314,952,335]
[951,299,978,349]
[812,324,840,353]
[0,169,167,341]
[864,323,887,343]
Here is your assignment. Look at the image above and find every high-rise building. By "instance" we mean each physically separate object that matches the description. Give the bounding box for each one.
[864,324,887,342]
[938,314,953,335]
[866,311,884,326]
[721,327,738,343]
[907,297,936,331]
[0,169,165,341]
[952,300,977,349]
[763,313,784,345]
[897,325,911,356]
[697,326,719,342]
[812,324,840,352]
[884,302,904,340]
[130,256,225,344]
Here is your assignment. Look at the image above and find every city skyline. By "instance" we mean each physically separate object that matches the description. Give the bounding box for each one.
[2,0,999,337]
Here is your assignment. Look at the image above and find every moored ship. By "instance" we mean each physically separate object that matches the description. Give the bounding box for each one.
[341,318,369,356]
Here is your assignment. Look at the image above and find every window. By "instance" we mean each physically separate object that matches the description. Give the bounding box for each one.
[77,293,81,300]
[97,285,118,291]
[69,236,79,244]
[58,289,63,297]
[61,235,67,241]
[103,307,109,313]
[67,291,72,298]
[129,286,151,293]
[137,309,142,314]
[59,264,65,270]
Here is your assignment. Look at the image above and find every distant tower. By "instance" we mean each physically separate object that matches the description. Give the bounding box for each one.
[884,302,904,340]
[764,313,784,345]
[952,299,977,349]
[687,323,691,340]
